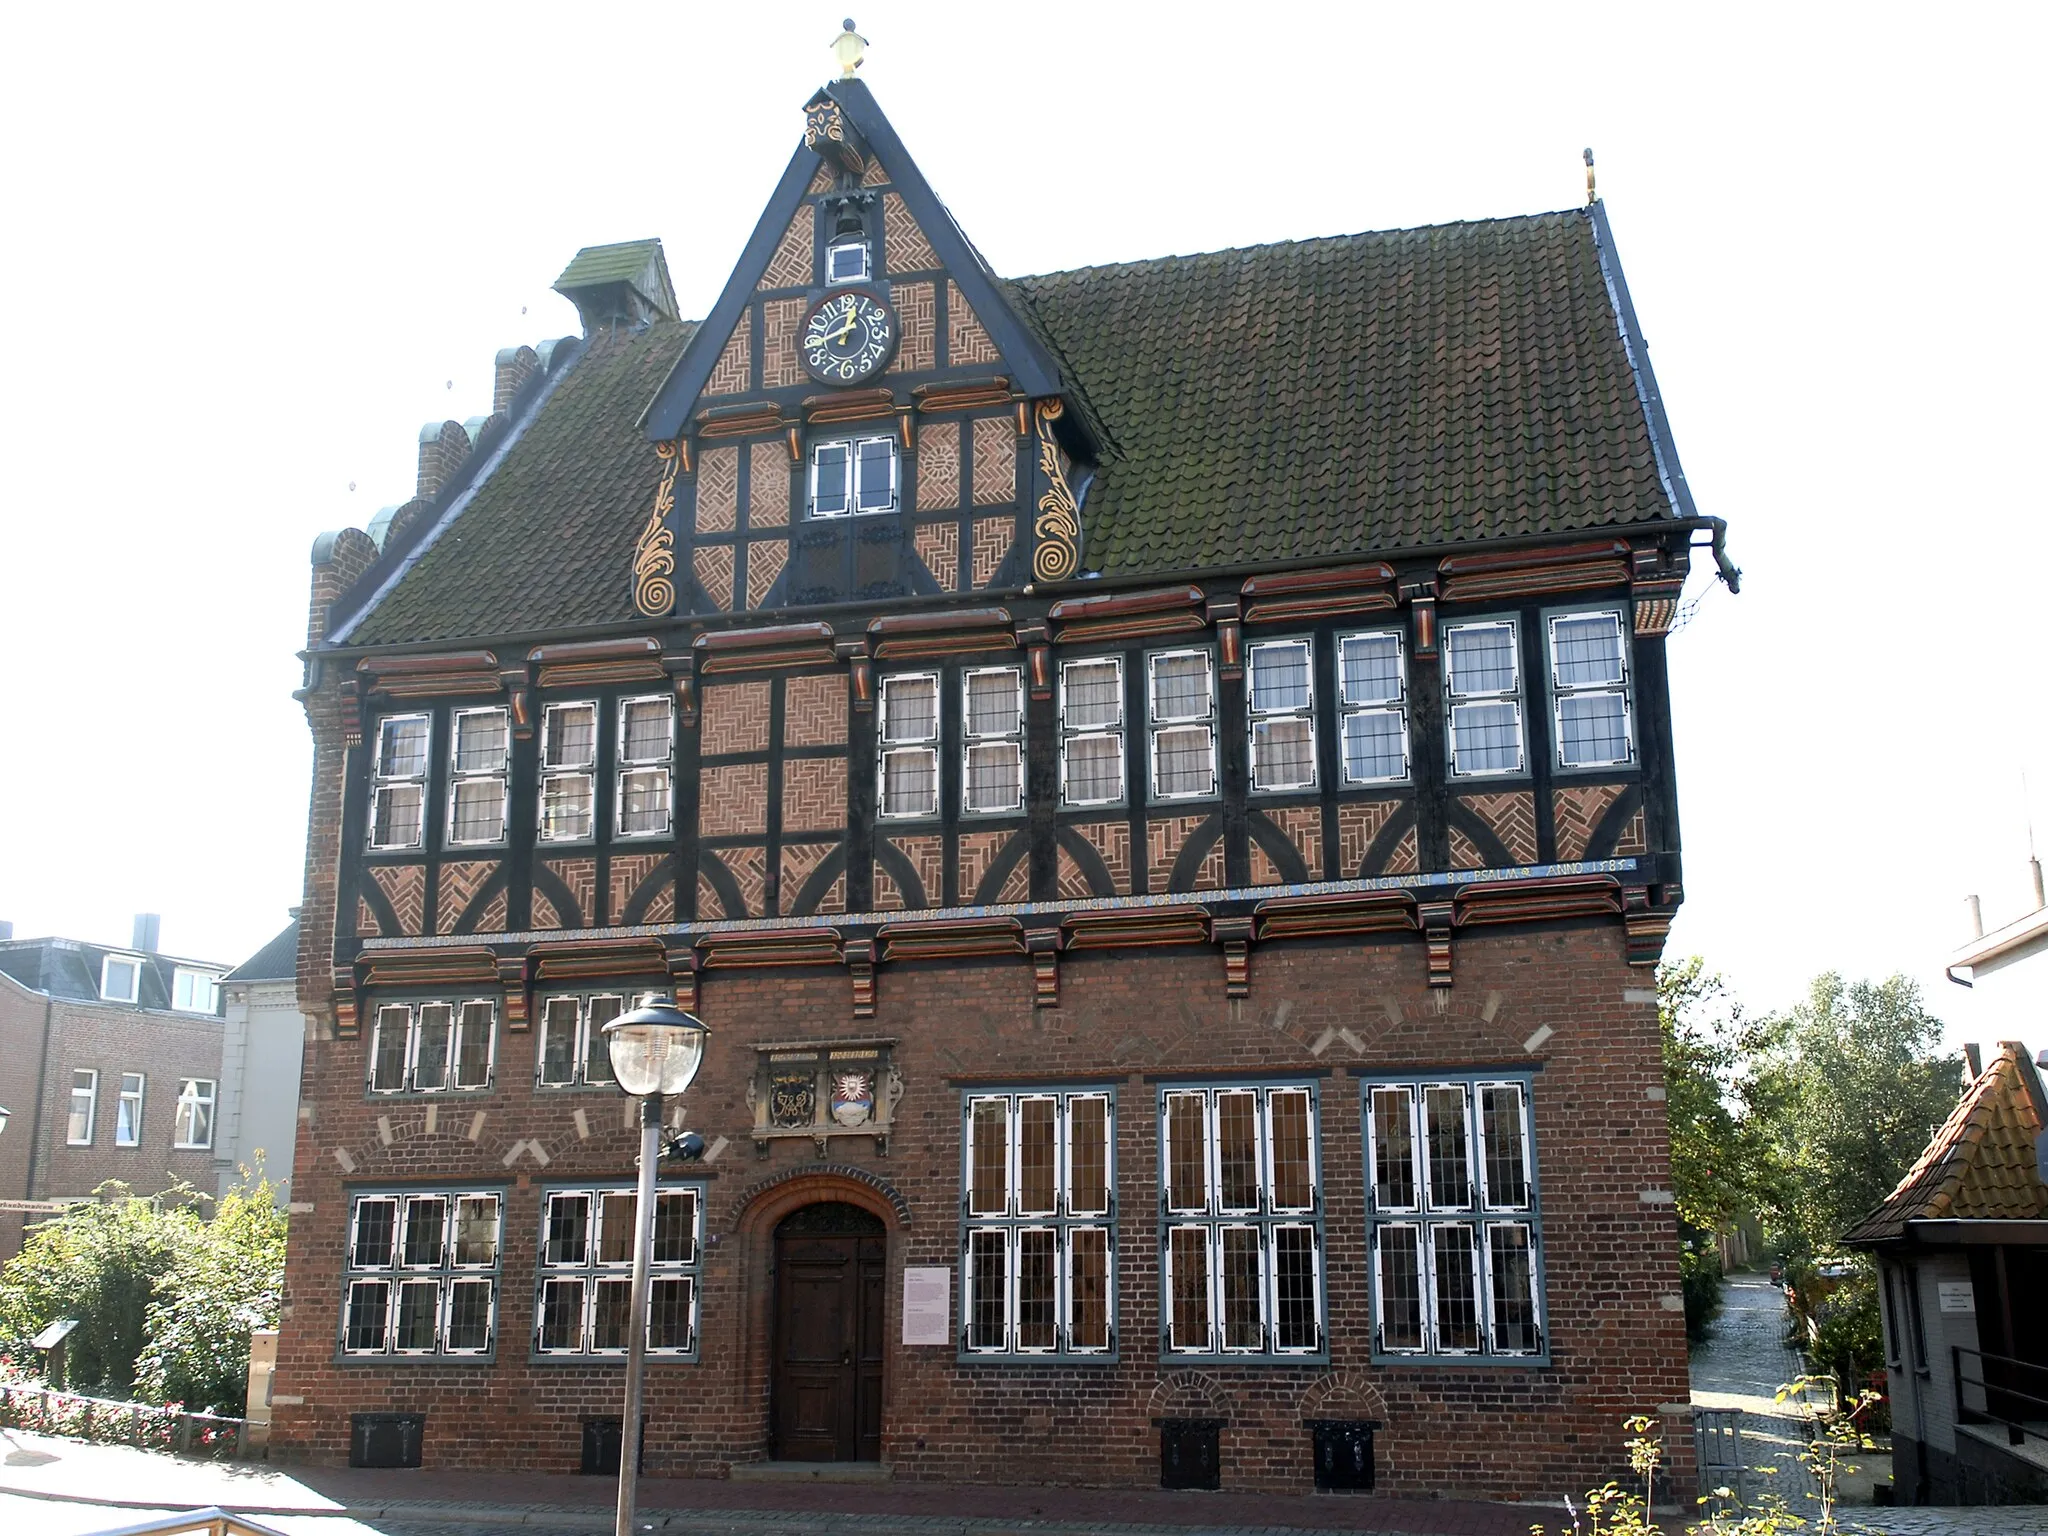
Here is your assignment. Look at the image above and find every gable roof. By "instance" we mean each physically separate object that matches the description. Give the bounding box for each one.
[1844,1042,2048,1245]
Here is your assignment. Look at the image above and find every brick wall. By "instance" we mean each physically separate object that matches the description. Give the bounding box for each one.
[268,922,1691,1497]
[0,974,48,1260]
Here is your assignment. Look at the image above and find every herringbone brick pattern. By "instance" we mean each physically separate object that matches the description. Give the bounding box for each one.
[891,280,935,374]
[996,857,1030,903]
[1449,826,1487,871]
[1147,815,1222,892]
[609,852,664,924]
[780,841,845,915]
[947,282,1000,367]
[696,446,739,533]
[914,521,959,590]
[1055,846,1093,899]
[371,864,425,937]
[807,163,835,195]
[876,834,943,910]
[761,298,807,390]
[746,539,787,608]
[971,416,1016,505]
[474,886,508,933]
[1552,784,1624,863]
[700,763,769,837]
[970,516,1013,588]
[639,878,675,924]
[693,544,734,612]
[355,895,379,939]
[696,868,722,920]
[436,861,495,935]
[1074,818,1132,894]
[701,682,771,756]
[861,157,889,188]
[782,674,847,747]
[1336,800,1399,878]
[550,858,597,925]
[916,421,960,510]
[1459,790,1538,866]
[725,844,767,918]
[1250,805,1322,884]
[872,864,906,912]
[749,440,790,528]
[884,192,938,274]
[1385,826,1419,874]
[781,756,848,834]
[955,829,1011,902]
[759,210,813,291]
[1614,806,1648,855]
[704,322,749,396]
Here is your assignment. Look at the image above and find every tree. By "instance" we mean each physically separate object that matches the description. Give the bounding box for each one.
[135,1172,288,1414]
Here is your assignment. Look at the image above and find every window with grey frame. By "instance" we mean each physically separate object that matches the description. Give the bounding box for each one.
[535,1184,701,1356]
[368,1000,497,1095]
[369,713,430,850]
[1059,657,1124,807]
[1547,609,1634,769]
[1246,639,1315,792]
[1159,1083,1323,1357]
[447,707,509,846]
[538,701,597,842]
[1148,648,1218,800]
[1443,620,1525,777]
[342,1190,502,1356]
[962,1090,1115,1356]
[877,672,940,819]
[1337,629,1410,783]
[1364,1076,1544,1359]
[536,991,649,1090]
[616,694,674,836]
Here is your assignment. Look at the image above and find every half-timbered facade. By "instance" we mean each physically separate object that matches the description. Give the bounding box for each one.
[275,73,1732,1495]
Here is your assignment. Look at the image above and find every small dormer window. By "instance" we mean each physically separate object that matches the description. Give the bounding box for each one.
[826,238,871,285]
[101,954,142,1004]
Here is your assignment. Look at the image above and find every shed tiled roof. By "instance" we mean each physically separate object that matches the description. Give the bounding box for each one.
[224,920,299,983]
[1844,1043,2048,1245]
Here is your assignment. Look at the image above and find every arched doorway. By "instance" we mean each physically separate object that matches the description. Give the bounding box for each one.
[770,1201,885,1461]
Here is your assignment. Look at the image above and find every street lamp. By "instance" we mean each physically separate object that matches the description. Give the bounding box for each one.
[603,999,709,1536]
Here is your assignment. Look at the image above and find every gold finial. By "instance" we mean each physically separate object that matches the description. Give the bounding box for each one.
[831,18,867,79]
[1583,147,1597,205]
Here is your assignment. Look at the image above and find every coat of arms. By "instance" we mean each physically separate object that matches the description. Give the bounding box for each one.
[770,1069,818,1128]
[830,1070,876,1127]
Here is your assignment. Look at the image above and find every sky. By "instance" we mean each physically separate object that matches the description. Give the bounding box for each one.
[0,3,2041,1050]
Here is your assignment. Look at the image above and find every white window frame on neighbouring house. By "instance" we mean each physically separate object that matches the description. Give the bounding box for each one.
[369,713,431,851]
[877,672,941,820]
[116,1072,145,1147]
[100,954,142,1004]
[1246,639,1316,793]
[342,1189,503,1357]
[368,1000,498,1095]
[808,435,898,518]
[538,701,598,843]
[1337,629,1410,784]
[1148,648,1218,802]
[1058,656,1125,807]
[172,967,221,1014]
[1547,608,1635,770]
[67,1068,98,1145]
[173,1078,217,1150]
[446,707,510,847]
[961,666,1025,816]
[615,694,674,838]
[534,1183,703,1357]
[1443,619,1525,778]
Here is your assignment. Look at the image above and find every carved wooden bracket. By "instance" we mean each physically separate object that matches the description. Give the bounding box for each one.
[1621,886,1672,967]
[499,666,534,741]
[496,955,529,1033]
[1211,915,1254,1000]
[1419,901,1455,988]
[664,941,699,1012]
[1017,621,1052,701]
[667,653,698,730]
[1209,600,1243,683]
[845,939,877,1019]
[1402,581,1439,660]
[332,965,360,1038]
[1025,929,1061,1008]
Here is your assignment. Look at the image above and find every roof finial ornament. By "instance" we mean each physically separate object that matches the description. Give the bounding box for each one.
[832,18,867,79]
[1583,147,1597,205]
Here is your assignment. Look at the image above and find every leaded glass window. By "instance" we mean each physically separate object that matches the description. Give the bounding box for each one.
[1549,610,1633,769]
[342,1190,501,1356]
[1444,621,1524,777]
[534,1185,702,1356]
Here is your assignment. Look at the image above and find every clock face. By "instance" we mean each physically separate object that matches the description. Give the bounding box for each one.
[799,289,899,386]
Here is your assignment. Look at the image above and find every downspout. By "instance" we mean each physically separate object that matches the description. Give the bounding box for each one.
[24,993,53,1201]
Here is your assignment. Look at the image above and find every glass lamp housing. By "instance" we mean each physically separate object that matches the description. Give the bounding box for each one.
[602,1002,709,1098]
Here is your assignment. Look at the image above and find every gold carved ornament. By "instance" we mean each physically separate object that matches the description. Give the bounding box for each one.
[1032,399,1081,583]
[635,440,681,616]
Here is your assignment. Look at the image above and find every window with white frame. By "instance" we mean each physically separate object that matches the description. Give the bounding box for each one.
[370,714,430,850]
[616,695,674,836]
[536,1185,701,1356]
[825,237,870,285]
[343,1190,501,1356]
[447,708,510,846]
[1149,650,1218,800]
[535,992,632,1089]
[1548,610,1633,769]
[962,1091,1114,1356]
[962,666,1025,815]
[539,702,597,842]
[878,672,940,819]
[171,968,221,1013]
[116,1072,145,1147]
[1059,657,1124,807]
[1159,1084,1322,1357]
[1338,630,1409,784]
[100,955,141,1004]
[1247,640,1315,792]
[809,435,898,518]
[367,1000,496,1094]
[1365,1076,1544,1360]
[1443,621,1524,777]
[173,1078,216,1150]
[67,1069,96,1145]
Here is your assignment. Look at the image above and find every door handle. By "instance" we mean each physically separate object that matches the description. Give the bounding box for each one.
[840,1349,852,1366]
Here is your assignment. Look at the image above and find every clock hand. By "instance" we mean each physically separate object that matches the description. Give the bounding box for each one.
[826,311,859,345]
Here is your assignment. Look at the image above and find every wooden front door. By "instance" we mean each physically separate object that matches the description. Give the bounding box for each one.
[771,1202,885,1461]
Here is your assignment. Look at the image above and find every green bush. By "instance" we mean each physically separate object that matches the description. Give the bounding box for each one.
[1810,1263,1887,1427]
[1680,1239,1724,1346]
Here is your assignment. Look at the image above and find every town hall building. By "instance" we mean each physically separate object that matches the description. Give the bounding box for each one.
[272,57,1731,1497]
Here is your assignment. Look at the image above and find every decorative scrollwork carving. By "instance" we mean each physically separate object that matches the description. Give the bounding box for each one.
[635,440,681,617]
[1032,398,1081,584]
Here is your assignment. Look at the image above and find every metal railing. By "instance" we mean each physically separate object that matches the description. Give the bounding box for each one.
[1952,1345,2048,1448]
[0,1382,249,1460]
[88,1511,292,1536]
[1692,1406,1747,1502]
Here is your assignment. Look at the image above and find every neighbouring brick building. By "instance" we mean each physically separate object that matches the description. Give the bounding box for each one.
[274,63,1736,1497]
[0,916,230,1261]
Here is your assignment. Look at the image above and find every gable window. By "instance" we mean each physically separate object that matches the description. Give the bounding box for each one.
[447,708,510,846]
[1338,630,1409,784]
[370,714,430,850]
[617,695,674,837]
[172,968,221,1013]
[536,1185,702,1356]
[962,1090,1115,1357]
[537,993,628,1089]
[1247,640,1315,792]
[1159,1083,1323,1359]
[67,1069,98,1145]
[962,666,1025,815]
[343,1190,501,1356]
[369,1000,497,1095]
[1444,621,1524,777]
[100,954,142,1004]
[1059,658,1124,807]
[1365,1075,1544,1360]
[878,673,940,819]
[173,1078,217,1150]
[1549,610,1633,769]
[809,435,898,518]
[1149,649,1217,801]
[826,237,871,285]
[116,1072,145,1147]
[539,702,597,842]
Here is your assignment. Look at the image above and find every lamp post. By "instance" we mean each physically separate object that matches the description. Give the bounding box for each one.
[602,999,709,1536]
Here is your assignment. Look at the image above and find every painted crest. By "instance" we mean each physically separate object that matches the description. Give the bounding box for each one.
[770,1071,817,1128]
[830,1070,876,1127]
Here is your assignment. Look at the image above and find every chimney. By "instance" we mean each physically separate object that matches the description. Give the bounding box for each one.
[2031,856,2045,912]
[0,920,12,941]
[1963,1042,1983,1082]
[132,913,161,952]
[1965,893,1984,939]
